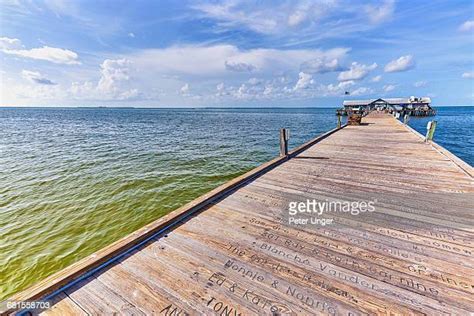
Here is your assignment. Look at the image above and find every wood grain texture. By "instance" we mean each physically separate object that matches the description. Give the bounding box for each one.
[5,112,474,315]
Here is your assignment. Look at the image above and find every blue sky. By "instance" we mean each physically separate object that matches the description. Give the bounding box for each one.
[0,0,473,107]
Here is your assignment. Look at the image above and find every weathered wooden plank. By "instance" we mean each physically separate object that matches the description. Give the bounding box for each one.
[65,276,146,315]
[220,187,474,268]
[35,292,86,316]
[169,221,471,314]
[198,203,474,292]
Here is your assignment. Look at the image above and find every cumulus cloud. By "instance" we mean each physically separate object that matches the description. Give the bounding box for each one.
[323,81,372,96]
[294,72,313,90]
[365,0,395,24]
[247,77,262,85]
[263,84,274,96]
[97,59,130,93]
[225,60,256,72]
[338,62,377,81]
[0,37,80,65]
[351,87,374,96]
[384,55,415,72]
[414,80,427,87]
[326,80,354,94]
[371,75,382,82]
[216,82,228,96]
[462,72,473,79]
[209,74,377,101]
[459,20,474,32]
[300,58,343,74]
[21,70,57,85]
[180,83,190,94]
[383,84,396,92]
[71,59,139,100]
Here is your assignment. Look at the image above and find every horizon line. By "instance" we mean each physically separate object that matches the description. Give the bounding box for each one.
[0,105,473,109]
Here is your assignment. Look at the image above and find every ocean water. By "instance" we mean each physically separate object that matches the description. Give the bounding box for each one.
[407,106,474,166]
[0,106,472,300]
[0,107,343,300]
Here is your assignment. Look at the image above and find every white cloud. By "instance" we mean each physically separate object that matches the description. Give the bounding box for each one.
[326,80,355,94]
[287,11,306,27]
[459,20,474,32]
[130,44,349,78]
[462,72,473,79]
[371,75,382,82]
[351,87,374,96]
[247,77,262,85]
[43,0,80,18]
[263,84,273,96]
[180,83,190,94]
[191,0,393,40]
[323,81,372,96]
[414,80,427,87]
[3,43,350,104]
[365,0,395,24]
[71,59,139,100]
[216,82,228,96]
[337,62,377,81]
[294,72,313,90]
[128,32,135,38]
[383,84,396,92]
[12,84,66,100]
[192,1,278,34]
[1,37,80,65]
[0,37,22,50]
[21,70,56,85]
[300,58,343,74]
[97,59,130,93]
[384,55,415,73]
[288,1,338,28]
[225,60,256,72]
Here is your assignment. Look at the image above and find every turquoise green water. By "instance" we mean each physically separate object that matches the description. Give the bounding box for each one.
[0,107,342,300]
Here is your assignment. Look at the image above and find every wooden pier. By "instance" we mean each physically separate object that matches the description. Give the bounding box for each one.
[3,112,474,315]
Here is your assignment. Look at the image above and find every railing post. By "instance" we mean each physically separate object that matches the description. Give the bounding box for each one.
[279,128,289,156]
[337,113,342,128]
[425,120,437,141]
[403,114,409,125]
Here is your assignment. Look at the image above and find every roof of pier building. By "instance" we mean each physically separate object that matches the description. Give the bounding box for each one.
[343,97,431,107]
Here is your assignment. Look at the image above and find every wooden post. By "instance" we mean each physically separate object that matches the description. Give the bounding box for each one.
[425,120,437,141]
[337,113,342,128]
[279,128,289,156]
[403,114,409,124]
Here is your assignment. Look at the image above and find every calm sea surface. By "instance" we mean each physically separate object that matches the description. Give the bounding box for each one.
[407,106,474,166]
[0,106,472,299]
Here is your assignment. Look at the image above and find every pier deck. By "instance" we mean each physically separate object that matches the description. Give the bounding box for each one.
[5,113,474,315]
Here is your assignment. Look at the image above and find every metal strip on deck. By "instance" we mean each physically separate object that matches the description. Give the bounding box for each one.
[5,112,474,315]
